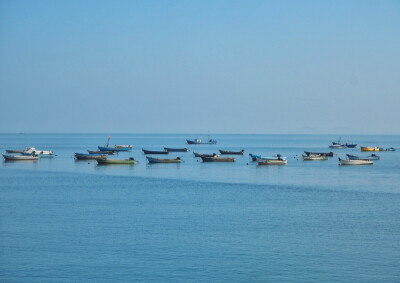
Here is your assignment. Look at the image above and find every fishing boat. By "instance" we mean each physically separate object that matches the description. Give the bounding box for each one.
[147,157,182,164]
[339,158,373,165]
[98,136,132,152]
[219,149,245,155]
[142,149,169,155]
[346,154,380,160]
[3,154,39,161]
[193,152,219,158]
[87,150,115,155]
[302,154,329,160]
[360,146,380,152]
[164,147,189,152]
[344,142,357,148]
[21,152,55,158]
[186,136,217,144]
[115,145,133,150]
[200,156,235,162]
[5,149,25,153]
[257,159,287,165]
[249,153,261,161]
[304,151,334,157]
[74,153,107,160]
[23,147,53,155]
[96,158,136,165]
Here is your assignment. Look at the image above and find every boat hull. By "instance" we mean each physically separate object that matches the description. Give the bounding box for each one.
[96,158,136,165]
[164,147,189,152]
[304,151,334,157]
[219,150,244,155]
[302,155,329,160]
[142,149,169,155]
[3,154,38,161]
[98,146,130,152]
[75,153,107,160]
[257,159,287,165]
[147,157,182,163]
[200,156,235,162]
[361,147,380,152]
[186,139,217,145]
[339,158,373,165]
[87,150,115,155]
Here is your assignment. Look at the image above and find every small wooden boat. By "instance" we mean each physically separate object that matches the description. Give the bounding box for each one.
[302,154,329,160]
[361,146,380,152]
[219,149,245,155]
[193,152,219,158]
[98,146,130,152]
[164,147,189,152]
[6,149,25,153]
[115,145,133,150]
[304,151,334,157]
[346,154,380,160]
[257,159,287,165]
[23,147,53,155]
[147,157,182,164]
[75,153,107,160]
[249,153,261,161]
[3,154,38,161]
[186,138,217,145]
[339,158,373,165]
[142,149,169,155]
[98,136,132,152]
[200,156,235,162]
[96,158,136,165]
[87,150,115,155]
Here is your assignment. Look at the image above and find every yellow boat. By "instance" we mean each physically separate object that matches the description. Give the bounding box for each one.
[361,146,380,152]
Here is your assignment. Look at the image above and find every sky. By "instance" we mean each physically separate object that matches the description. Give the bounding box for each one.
[0,0,399,134]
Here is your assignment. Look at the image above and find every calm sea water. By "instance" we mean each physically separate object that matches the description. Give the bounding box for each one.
[1,134,399,281]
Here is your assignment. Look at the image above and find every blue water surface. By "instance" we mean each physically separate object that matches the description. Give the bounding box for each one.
[0,134,399,282]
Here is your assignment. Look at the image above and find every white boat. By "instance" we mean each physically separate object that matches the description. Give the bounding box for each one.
[3,154,39,161]
[257,159,287,165]
[23,147,53,155]
[302,154,328,160]
[339,158,373,165]
[115,144,133,150]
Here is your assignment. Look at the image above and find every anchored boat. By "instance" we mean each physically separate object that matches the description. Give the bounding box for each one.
[164,147,189,152]
[96,158,136,165]
[87,150,115,155]
[360,146,380,152]
[75,153,107,160]
[339,158,373,165]
[257,159,287,165]
[200,156,235,162]
[193,152,219,158]
[147,157,182,164]
[186,138,217,145]
[219,149,245,155]
[304,151,334,157]
[3,154,39,161]
[142,149,169,155]
[302,154,329,160]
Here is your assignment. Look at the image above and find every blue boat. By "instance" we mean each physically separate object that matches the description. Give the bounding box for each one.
[345,142,357,148]
[249,153,261,161]
[186,138,217,145]
[98,146,131,152]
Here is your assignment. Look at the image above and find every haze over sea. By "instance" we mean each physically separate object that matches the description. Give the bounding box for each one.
[1,133,399,281]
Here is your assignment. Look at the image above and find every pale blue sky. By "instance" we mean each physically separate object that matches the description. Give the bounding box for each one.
[0,0,399,134]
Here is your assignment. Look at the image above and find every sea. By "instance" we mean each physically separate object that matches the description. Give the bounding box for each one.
[0,133,399,282]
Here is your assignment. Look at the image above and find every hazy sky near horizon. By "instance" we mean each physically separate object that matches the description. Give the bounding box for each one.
[0,0,399,134]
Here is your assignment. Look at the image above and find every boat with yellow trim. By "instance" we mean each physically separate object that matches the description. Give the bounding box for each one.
[360,146,380,152]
